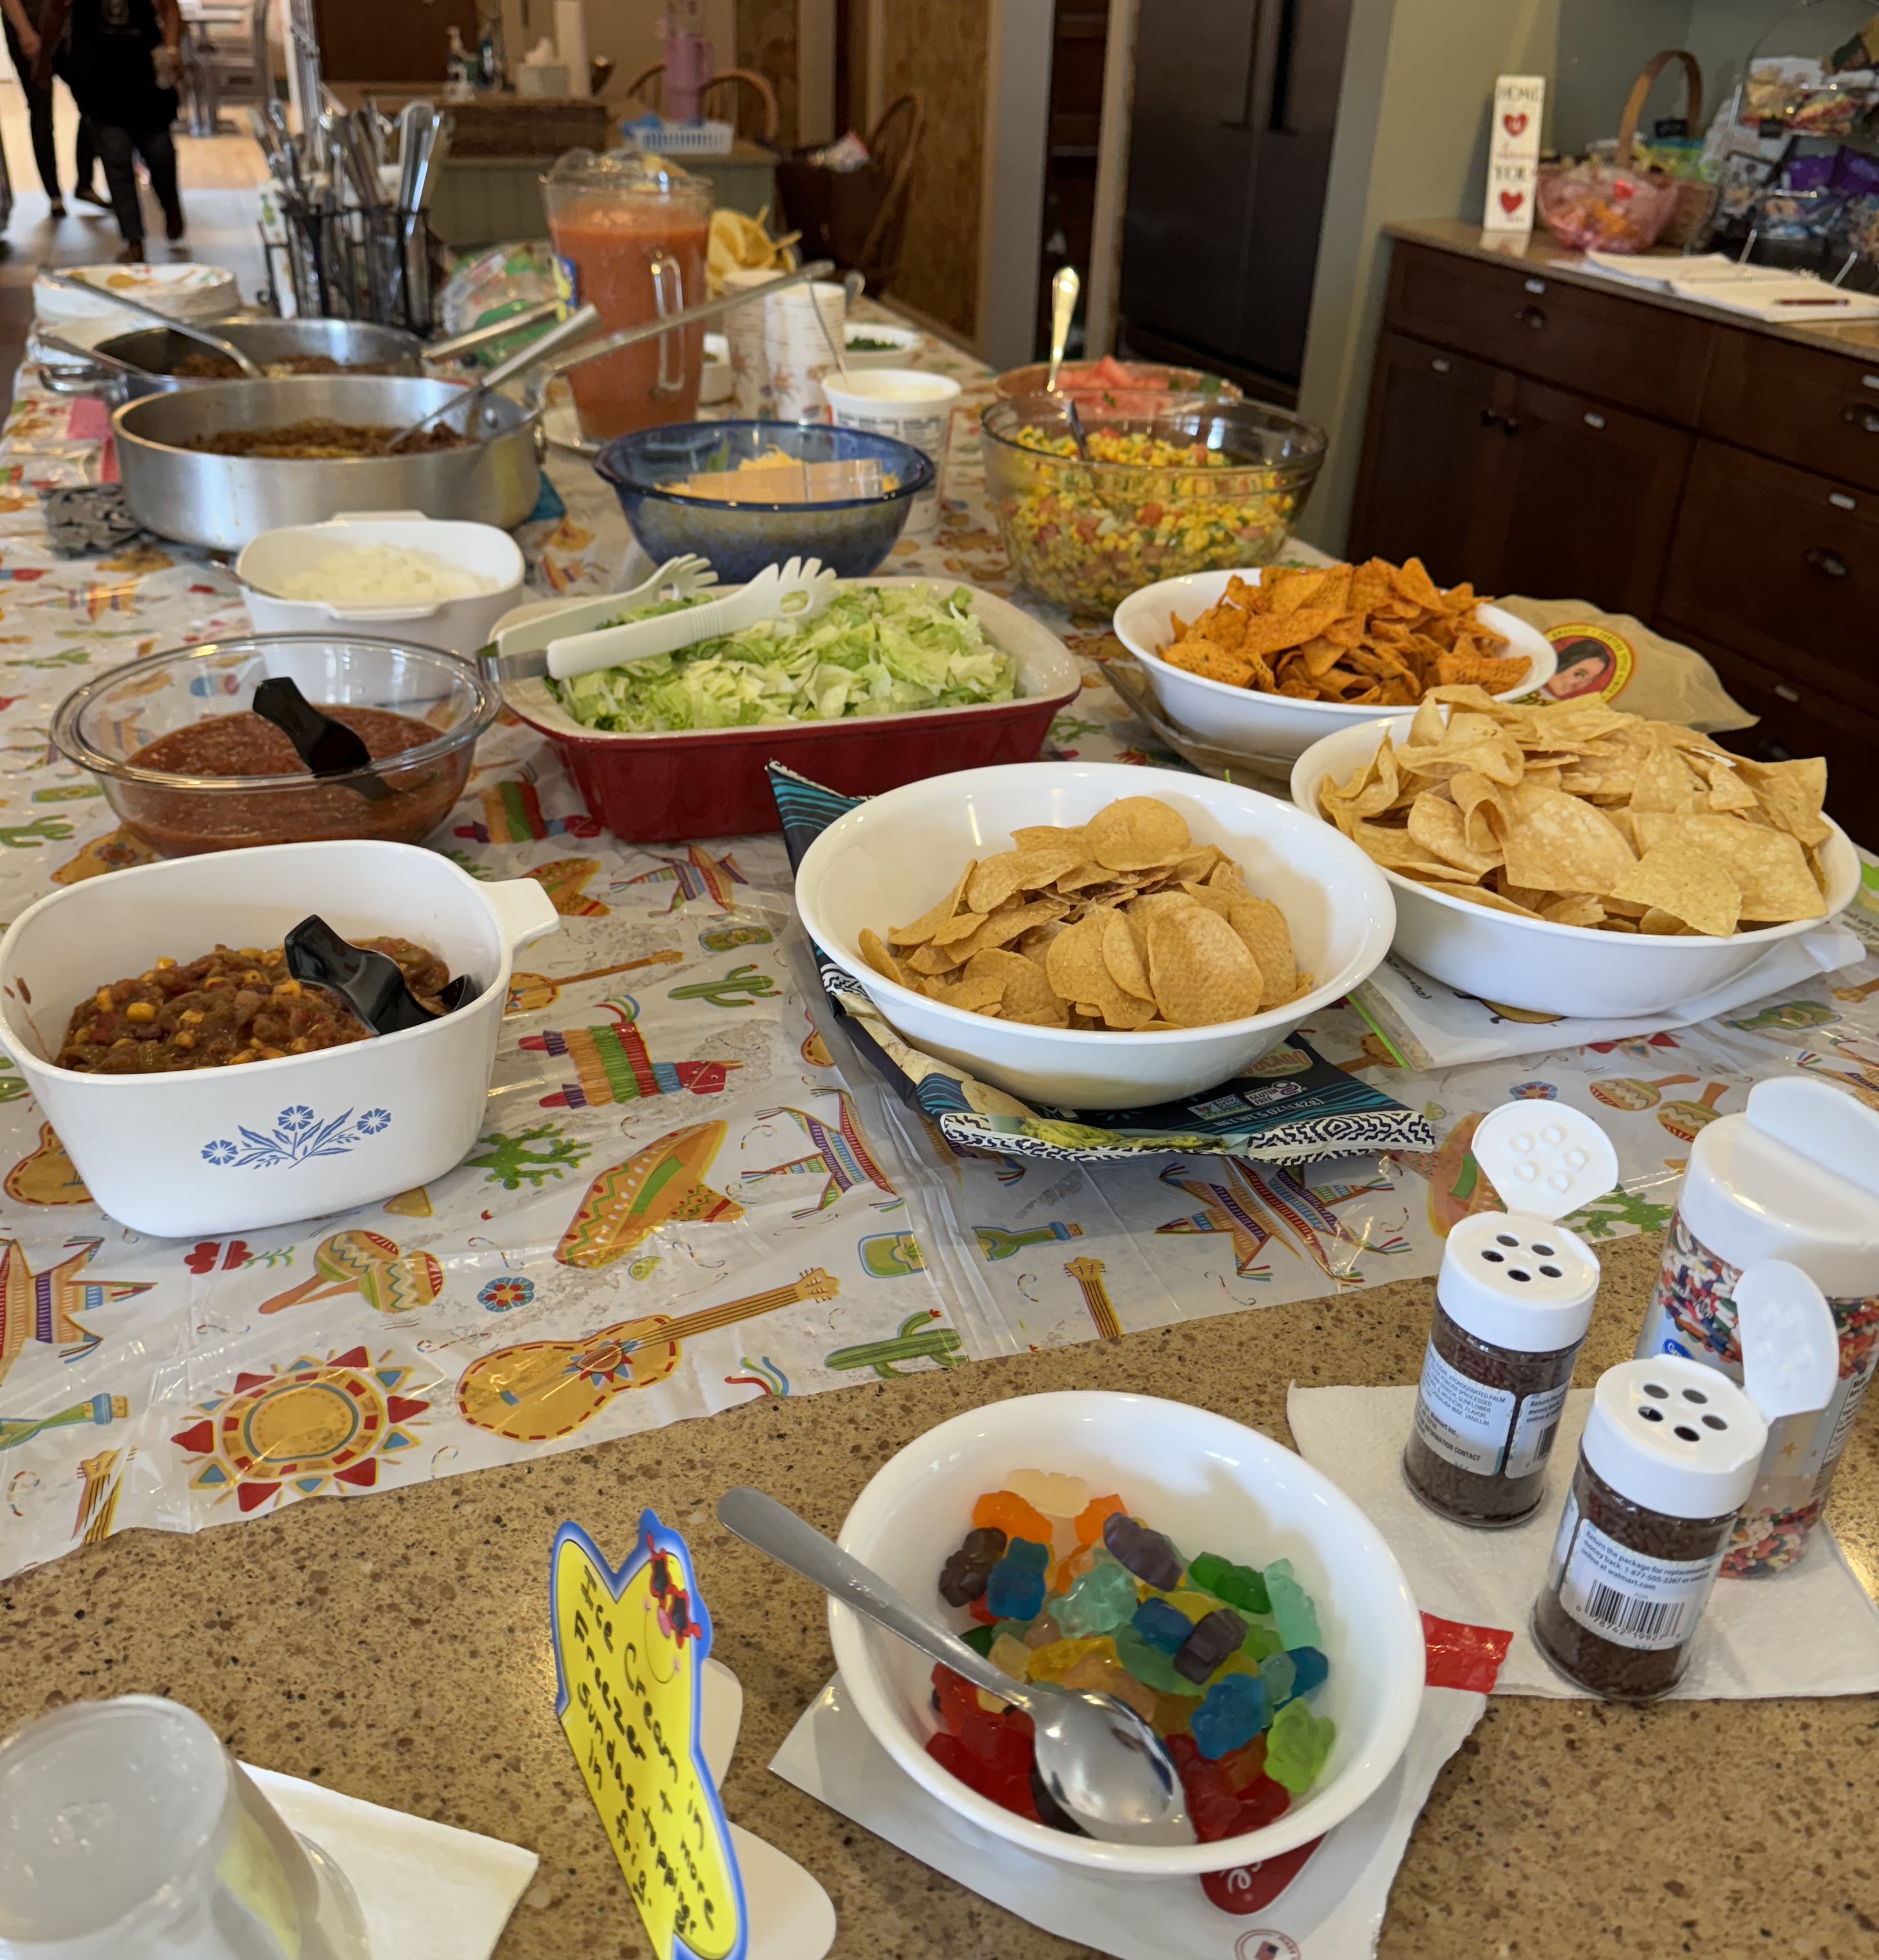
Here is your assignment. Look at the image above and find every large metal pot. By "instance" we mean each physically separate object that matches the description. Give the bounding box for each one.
[112,377,544,552]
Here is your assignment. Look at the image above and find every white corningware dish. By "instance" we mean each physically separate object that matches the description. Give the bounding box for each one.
[792,761,1396,1110]
[236,512,526,657]
[1291,718,1861,1019]
[830,1389,1427,1874]
[0,841,559,1237]
[1113,568,1557,767]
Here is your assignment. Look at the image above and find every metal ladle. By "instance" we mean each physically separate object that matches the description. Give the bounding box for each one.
[39,270,268,379]
[717,1486,1193,1846]
[381,302,607,451]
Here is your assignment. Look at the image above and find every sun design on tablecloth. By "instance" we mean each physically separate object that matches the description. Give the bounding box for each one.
[169,1347,430,1513]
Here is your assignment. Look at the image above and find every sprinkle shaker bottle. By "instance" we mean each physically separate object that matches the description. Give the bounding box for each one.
[1632,1078,1879,1575]
[1403,1102,1618,1527]
[1536,1262,1837,1699]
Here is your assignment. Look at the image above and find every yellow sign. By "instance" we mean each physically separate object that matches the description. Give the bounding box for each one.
[550,1513,746,1960]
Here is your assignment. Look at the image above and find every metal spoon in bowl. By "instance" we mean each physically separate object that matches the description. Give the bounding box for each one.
[1046,265,1079,391]
[37,270,267,379]
[717,1486,1193,1846]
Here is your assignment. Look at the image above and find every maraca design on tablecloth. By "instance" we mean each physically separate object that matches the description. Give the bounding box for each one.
[504,950,683,1015]
[740,1094,900,1216]
[1395,1111,1507,1237]
[520,997,739,1110]
[257,1231,443,1317]
[1588,1073,1698,1111]
[456,1268,841,1441]
[0,1239,155,1388]
[171,1347,431,1511]
[1728,999,1837,1033]
[1652,1081,1731,1142]
[554,1121,743,1271]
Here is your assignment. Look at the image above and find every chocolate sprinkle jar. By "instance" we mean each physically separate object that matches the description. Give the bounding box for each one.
[1403,1210,1599,1529]
[1532,1356,1766,1701]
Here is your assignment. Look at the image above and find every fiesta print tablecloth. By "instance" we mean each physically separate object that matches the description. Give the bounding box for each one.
[0,331,1875,1583]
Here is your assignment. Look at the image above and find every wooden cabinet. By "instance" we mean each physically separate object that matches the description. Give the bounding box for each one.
[1351,237,1879,845]
[1350,334,1690,618]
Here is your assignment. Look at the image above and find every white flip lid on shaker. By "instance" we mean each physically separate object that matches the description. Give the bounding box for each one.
[1584,1259,1839,1518]
[1436,1102,1618,1352]
[1677,1078,1879,1300]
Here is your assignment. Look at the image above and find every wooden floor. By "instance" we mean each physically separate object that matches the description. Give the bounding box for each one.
[0,73,270,414]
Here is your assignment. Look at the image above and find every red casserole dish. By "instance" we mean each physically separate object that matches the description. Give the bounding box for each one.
[495,578,1083,841]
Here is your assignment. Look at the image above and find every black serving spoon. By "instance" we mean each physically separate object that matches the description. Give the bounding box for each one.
[251,676,395,803]
[285,915,479,1035]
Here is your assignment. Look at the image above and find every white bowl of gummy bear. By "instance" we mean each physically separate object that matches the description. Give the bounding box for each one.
[829,1388,1426,1876]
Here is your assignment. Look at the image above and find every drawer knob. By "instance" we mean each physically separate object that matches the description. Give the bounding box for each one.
[1430,357,1452,374]
[1583,411,1607,430]
[1774,683,1801,703]
[1479,406,1501,427]
[1801,546,1850,578]
[1839,402,1879,434]
[1514,304,1548,329]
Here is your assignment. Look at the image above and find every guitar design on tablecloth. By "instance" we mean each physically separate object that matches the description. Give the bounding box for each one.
[457,1268,841,1443]
[1065,1256,1122,1341]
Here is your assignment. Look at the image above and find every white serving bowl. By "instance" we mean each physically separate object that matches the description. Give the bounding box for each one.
[1113,569,1557,767]
[841,322,925,370]
[236,512,526,657]
[0,841,558,1238]
[35,262,238,325]
[793,761,1395,1109]
[699,331,734,405]
[830,1389,1425,1875]
[1291,718,1862,1018]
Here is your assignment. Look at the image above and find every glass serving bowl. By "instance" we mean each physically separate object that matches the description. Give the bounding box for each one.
[51,635,498,857]
[594,420,937,582]
[980,394,1326,616]
[991,359,1244,413]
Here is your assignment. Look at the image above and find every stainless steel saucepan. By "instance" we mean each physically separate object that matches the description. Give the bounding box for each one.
[112,307,601,551]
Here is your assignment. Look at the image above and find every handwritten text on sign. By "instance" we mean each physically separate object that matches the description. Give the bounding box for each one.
[549,1513,746,1960]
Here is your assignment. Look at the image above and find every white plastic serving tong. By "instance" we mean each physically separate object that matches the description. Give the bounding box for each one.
[533,555,841,685]
[476,554,719,685]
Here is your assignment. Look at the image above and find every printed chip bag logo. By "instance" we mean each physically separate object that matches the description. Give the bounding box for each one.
[550,1511,746,1960]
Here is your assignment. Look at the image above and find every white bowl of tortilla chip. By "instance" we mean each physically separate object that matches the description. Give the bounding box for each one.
[1113,565,1556,767]
[794,761,1394,1109]
[1289,711,1858,1019]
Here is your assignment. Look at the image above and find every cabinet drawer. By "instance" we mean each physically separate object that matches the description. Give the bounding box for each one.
[1659,441,1879,718]
[1702,327,1879,495]
[1387,243,1713,425]
[1674,626,1879,850]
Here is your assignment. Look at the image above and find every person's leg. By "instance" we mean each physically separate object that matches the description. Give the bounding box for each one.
[91,121,143,253]
[136,125,182,240]
[73,113,105,203]
[2,19,62,207]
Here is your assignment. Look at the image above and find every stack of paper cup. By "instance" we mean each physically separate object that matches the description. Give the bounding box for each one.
[723,267,783,418]
[764,280,848,420]
[820,368,963,535]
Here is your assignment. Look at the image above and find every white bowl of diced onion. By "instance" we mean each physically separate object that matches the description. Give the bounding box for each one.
[236,512,526,657]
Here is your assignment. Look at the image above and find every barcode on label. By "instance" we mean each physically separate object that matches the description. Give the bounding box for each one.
[1581,1584,1687,1644]
[1530,1420,1558,1463]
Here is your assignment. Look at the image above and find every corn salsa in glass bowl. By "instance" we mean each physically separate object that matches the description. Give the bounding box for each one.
[980,395,1326,617]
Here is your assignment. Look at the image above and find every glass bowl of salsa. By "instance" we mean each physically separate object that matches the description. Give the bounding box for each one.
[51,635,499,857]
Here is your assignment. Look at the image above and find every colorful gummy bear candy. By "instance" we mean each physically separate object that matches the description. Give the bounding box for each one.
[927,1471,1338,1848]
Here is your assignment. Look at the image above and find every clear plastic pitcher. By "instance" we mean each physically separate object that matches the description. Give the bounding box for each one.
[542,148,714,443]
[0,1696,369,1960]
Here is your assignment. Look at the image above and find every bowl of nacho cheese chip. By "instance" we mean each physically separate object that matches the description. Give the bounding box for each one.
[1290,692,1858,1020]
[1114,560,1556,767]
[793,762,1394,1108]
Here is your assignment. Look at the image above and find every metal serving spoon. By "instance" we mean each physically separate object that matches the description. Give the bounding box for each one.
[717,1486,1192,1846]
[1046,265,1079,391]
[39,270,268,379]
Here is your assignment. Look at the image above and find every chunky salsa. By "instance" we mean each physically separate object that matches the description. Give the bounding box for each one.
[120,705,463,854]
[58,939,450,1074]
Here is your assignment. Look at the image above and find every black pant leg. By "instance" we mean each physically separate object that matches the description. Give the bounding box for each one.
[3,19,61,200]
[75,112,96,192]
[136,125,180,232]
[92,121,141,243]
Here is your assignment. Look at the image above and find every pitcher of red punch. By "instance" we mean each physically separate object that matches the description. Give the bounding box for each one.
[542,150,714,443]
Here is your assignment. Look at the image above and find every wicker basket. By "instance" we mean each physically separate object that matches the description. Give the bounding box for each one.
[1623,49,1720,250]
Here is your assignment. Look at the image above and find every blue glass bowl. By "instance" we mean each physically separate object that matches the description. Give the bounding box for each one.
[593,421,937,583]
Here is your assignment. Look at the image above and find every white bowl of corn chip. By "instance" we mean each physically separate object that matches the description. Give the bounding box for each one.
[1115,562,1556,766]
[793,762,1395,1108]
[1291,696,1859,1019]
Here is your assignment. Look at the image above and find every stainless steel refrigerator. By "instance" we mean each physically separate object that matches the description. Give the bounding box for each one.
[1120,0,1352,399]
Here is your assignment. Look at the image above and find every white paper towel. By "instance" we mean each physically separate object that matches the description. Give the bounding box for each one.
[770,1672,1487,1960]
[247,1766,537,1960]
[1287,1384,1879,1698]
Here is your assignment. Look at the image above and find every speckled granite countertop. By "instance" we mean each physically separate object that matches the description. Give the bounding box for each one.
[2,1232,1874,1959]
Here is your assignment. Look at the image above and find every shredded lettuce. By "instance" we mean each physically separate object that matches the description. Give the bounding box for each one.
[550,583,1020,733]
